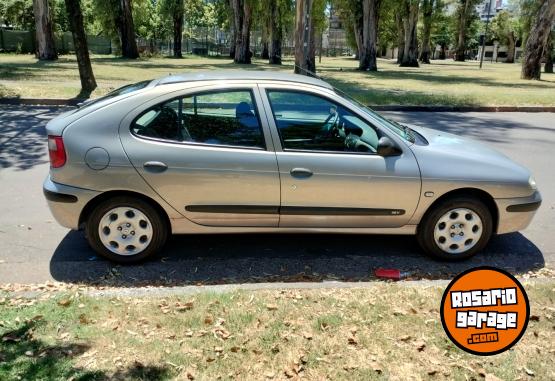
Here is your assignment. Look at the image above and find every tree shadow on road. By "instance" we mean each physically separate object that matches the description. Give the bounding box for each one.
[49,231,545,287]
[0,105,61,170]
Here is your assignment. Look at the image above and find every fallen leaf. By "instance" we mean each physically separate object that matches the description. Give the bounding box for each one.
[57,299,71,307]
[524,368,535,376]
[230,346,240,353]
[414,340,426,351]
[530,315,540,322]
[266,304,278,311]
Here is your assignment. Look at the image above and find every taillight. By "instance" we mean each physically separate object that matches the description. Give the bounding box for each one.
[48,135,66,168]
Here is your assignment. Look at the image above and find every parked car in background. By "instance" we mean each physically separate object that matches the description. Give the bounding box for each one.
[44,71,541,263]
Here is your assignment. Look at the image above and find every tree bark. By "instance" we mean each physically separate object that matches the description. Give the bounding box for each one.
[268,0,282,64]
[400,0,419,67]
[116,0,139,58]
[505,31,515,63]
[173,0,184,58]
[419,0,433,64]
[359,0,381,71]
[395,12,404,64]
[64,0,97,96]
[544,33,553,73]
[521,0,555,79]
[455,0,471,62]
[294,0,316,75]
[353,11,363,61]
[439,43,446,59]
[231,0,252,64]
[33,0,57,60]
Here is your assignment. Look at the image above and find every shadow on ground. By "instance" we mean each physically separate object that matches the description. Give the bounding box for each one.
[0,320,171,380]
[0,105,59,170]
[49,231,544,287]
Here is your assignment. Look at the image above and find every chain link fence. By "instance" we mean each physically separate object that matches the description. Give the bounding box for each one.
[0,29,111,55]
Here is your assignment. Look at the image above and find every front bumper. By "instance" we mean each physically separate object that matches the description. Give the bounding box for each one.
[43,175,100,230]
[495,191,542,234]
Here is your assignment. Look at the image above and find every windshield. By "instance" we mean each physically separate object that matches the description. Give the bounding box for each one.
[333,88,415,143]
[77,80,152,110]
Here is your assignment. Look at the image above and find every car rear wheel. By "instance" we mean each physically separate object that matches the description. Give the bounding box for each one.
[86,196,168,263]
[417,196,493,260]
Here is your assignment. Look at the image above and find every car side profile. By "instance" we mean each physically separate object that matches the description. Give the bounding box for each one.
[43,71,541,263]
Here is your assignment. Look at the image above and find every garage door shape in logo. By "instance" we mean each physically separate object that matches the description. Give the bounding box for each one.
[440,267,529,356]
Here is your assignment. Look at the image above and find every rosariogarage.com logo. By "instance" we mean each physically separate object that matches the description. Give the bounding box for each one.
[440,266,530,356]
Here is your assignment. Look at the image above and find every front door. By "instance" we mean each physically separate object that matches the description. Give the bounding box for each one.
[120,86,280,227]
[261,87,421,228]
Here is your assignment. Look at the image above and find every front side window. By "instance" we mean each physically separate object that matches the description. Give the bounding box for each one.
[132,90,264,149]
[266,90,381,153]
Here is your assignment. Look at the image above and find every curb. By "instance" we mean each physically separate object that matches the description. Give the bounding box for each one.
[1,97,555,112]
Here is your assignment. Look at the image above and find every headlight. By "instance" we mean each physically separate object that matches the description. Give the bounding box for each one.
[528,176,537,190]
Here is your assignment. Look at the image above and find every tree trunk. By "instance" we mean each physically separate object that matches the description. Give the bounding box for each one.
[544,33,553,73]
[261,42,269,59]
[294,0,316,75]
[173,0,183,58]
[231,0,252,64]
[353,12,363,61]
[400,0,419,67]
[439,43,446,59]
[33,0,57,60]
[455,0,470,62]
[521,0,555,79]
[395,12,404,64]
[268,0,282,64]
[419,0,433,64]
[116,0,139,58]
[64,0,96,96]
[359,0,381,71]
[506,31,516,63]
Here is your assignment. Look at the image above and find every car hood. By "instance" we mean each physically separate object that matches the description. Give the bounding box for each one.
[406,124,531,187]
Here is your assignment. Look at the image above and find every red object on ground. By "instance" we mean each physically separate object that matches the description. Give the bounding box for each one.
[374,268,410,280]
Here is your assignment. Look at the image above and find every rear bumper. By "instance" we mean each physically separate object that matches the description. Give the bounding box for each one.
[495,191,542,234]
[43,175,100,230]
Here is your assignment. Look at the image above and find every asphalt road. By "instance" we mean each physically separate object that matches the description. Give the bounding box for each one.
[0,105,553,286]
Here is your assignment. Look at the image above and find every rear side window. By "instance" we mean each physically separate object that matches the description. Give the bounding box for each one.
[131,90,264,149]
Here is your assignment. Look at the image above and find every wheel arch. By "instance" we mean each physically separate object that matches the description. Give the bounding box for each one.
[78,190,172,233]
[418,188,499,234]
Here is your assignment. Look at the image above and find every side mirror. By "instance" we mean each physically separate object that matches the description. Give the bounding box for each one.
[377,136,401,157]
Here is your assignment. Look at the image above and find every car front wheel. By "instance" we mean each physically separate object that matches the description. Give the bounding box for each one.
[85,196,168,263]
[417,196,493,260]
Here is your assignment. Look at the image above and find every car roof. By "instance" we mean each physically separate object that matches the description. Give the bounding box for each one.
[155,70,333,90]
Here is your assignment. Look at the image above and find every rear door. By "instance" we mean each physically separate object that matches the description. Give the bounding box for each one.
[119,84,281,227]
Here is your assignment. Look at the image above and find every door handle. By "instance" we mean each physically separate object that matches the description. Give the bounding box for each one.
[143,161,168,173]
[290,168,313,178]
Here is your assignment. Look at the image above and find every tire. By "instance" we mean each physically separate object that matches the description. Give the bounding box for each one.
[417,196,493,261]
[85,196,168,264]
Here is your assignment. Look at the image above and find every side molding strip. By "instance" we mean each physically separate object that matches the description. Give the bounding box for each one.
[185,205,405,216]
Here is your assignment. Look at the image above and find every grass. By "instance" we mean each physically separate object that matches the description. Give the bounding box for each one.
[1,53,555,106]
[1,281,554,380]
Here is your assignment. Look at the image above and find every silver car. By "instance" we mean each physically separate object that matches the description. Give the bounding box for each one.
[43,71,541,263]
